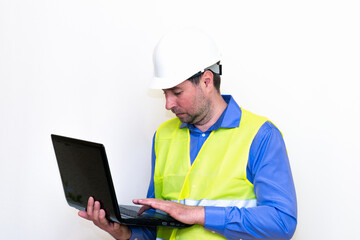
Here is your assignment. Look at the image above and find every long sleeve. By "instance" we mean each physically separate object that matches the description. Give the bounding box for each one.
[204,121,297,239]
[129,226,156,240]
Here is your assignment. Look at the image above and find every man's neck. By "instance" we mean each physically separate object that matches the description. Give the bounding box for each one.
[194,95,228,132]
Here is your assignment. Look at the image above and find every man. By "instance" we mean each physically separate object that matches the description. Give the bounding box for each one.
[79,28,297,240]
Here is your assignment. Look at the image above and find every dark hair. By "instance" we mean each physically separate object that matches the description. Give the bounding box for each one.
[188,71,221,93]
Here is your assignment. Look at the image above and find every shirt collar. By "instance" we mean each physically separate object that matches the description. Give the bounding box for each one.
[180,95,241,132]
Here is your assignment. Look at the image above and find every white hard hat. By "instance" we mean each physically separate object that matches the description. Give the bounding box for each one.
[150,27,222,89]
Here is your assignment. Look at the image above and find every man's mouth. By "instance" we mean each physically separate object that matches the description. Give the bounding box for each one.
[172,108,186,118]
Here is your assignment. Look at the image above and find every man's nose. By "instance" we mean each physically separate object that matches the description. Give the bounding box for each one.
[165,95,176,110]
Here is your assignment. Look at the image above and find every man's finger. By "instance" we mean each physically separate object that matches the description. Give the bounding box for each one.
[78,210,89,220]
[134,199,173,213]
[137,205,152,214]
[99,209,110,227]
[93,201,101,221]
[87,196,94,216]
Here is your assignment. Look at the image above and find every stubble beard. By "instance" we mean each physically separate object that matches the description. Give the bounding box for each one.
[177,99,211,126]
[174,86,212,126]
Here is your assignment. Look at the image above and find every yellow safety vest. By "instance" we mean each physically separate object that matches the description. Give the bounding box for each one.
[154,108,268,240]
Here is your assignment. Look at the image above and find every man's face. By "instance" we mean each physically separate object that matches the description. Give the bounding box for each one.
[163,80,210,125]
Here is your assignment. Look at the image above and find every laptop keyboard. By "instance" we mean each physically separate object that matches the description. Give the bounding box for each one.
[118,206,141,218]
[118,205,171,220]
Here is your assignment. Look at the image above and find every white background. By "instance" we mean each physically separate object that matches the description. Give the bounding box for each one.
[1,0,359,239]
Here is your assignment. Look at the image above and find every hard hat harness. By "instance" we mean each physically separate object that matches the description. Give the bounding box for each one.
[189,62,222,79]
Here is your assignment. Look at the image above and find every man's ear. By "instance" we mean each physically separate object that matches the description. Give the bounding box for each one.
[202,70,214,89]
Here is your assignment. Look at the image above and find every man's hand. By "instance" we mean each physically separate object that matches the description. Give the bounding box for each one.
[133,198,205,226]
[78,197,132,240]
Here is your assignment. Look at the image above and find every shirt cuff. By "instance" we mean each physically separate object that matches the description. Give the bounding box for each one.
[204,206,226,236]
[128,227,141,240]
[128,226,156,240]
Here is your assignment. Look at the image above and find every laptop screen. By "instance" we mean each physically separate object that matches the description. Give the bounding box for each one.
[52,135,121,222]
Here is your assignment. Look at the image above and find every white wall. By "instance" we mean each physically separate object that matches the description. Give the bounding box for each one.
[1,1,359,239]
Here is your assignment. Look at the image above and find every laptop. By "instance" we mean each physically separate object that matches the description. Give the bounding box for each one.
[51,134,190,228]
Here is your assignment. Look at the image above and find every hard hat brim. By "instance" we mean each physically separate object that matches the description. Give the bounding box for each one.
[149,76,188,90]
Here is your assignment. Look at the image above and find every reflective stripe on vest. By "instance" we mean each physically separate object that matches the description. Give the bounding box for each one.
[171,198,257,208]
[154,108,268,240]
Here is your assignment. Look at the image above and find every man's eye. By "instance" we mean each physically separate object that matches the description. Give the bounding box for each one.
[174,91,182,96]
